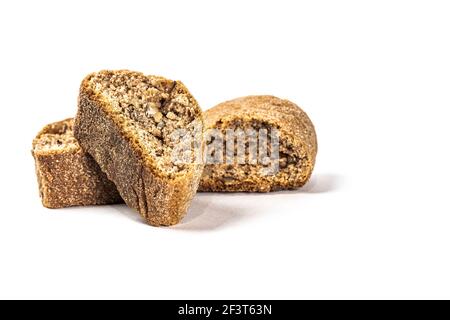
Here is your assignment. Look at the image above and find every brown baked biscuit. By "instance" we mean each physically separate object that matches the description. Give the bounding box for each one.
[32,118,122,208]
[199,95,317,192]
[74,70,204,226]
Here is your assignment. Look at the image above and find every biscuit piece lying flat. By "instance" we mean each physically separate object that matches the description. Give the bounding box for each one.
[32,118,122,208]
[74,70,204,226]
[199,96,317,192]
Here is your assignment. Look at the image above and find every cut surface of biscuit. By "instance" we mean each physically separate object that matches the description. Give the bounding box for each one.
[199,96,317,192]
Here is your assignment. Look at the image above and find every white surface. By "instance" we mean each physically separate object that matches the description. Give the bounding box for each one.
[1,0,450,299]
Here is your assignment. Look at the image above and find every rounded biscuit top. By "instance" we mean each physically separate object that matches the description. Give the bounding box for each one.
[32,118,79,155]
[205,95,317,156]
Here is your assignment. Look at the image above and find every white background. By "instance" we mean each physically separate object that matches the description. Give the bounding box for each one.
[0,0,449,299]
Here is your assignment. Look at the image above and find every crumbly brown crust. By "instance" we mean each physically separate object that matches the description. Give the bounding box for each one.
[32,119,122,208]
[199,95,317,192]
[74,70,204,226]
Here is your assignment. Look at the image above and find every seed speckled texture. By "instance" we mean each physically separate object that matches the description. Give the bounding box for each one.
[74,70,204,226]
[32,119,122,208]
[199,96,317,192]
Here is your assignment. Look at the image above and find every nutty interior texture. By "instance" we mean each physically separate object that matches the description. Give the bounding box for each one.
[202,119,311,192]
[33,119,78,153]
[86,71,202,175]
